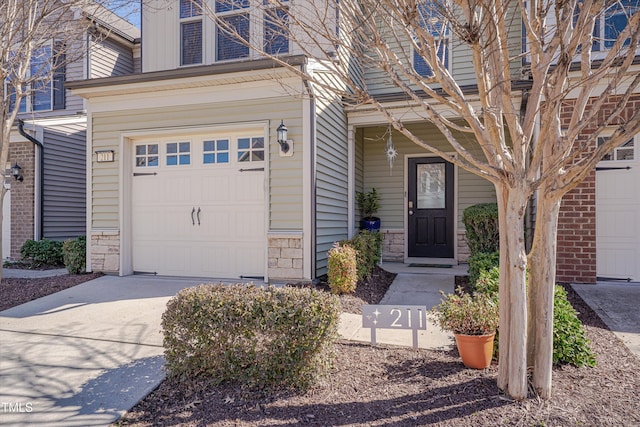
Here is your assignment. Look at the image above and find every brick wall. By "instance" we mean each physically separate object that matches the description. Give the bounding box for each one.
[555,94,640,283]
[9,141,35,259]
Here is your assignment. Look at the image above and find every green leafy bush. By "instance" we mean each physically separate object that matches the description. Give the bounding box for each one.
[473,265,500,296]
[433,289,499,336]
[327,243,358,294]
[462,203,499,255]
[340,230,383,281]
[63,236,86,274]
[553,285,596,367]
[20,239,64,266]
[468,251,500,286]
[162,284,340,391]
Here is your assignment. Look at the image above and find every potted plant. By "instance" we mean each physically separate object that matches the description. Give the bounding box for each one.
[356,188,381,231]
[433,289,499,369]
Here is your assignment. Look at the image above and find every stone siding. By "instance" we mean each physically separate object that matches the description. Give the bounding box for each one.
[91,230,119,273]
[268,232,304,280]
[381,229,404,262]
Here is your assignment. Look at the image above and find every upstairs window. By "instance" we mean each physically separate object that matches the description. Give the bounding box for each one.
[216,0,251,61]
[264,6,289,55]
[4,43,64,113]
[413,1,449,77]
[180,0,203,65]
[593,0,640,51]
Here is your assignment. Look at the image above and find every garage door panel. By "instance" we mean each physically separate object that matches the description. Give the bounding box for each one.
[596,136,639,281]
[131,134,266,279]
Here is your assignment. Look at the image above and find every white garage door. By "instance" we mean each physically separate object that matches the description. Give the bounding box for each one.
[131,131,266,279]
[596,135,640,282]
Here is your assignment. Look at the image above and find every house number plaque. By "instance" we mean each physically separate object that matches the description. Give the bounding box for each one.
[362,305,427,349]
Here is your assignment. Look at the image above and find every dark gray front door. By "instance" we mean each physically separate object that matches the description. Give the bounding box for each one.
[407,157,454,258]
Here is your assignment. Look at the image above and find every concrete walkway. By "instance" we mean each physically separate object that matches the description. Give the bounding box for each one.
[572,281,640,358]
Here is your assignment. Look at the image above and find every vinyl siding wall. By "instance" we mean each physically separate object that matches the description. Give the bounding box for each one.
[89,34,135,78]
[363,6,523,96]
[42,124,86,238]
[90,96,304,231]
[313,77,349,276]
[359,124,496,232]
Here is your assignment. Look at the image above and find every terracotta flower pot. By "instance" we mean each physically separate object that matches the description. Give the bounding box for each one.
[454,333,495,369]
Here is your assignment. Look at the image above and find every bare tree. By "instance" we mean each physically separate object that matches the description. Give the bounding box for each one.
[190,0,640,399]
[0,0,136,279]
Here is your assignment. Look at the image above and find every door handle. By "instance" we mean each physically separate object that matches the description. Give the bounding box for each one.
[191,207,195,226]
[409,210,414,215]
[197,207,201,226]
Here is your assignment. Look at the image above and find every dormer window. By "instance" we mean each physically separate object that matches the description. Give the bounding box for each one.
[180,0,203,65]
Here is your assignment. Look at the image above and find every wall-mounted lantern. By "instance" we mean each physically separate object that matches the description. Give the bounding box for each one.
[276,120,293,157]
[11,163,23,182]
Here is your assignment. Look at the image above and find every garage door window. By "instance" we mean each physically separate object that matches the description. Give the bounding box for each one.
[203,139,229,164]
[135,144,159,167]
[598,136,635,161]
[167,142,191,166]
[238,137,264,162]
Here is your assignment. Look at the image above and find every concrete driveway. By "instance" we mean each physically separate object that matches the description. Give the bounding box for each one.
[0,274,250,427]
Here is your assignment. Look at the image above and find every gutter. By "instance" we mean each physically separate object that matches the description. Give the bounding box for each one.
[17,119,44,241]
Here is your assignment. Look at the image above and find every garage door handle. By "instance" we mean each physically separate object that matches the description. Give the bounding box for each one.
[191,207,195,226]
[197,207,201,226]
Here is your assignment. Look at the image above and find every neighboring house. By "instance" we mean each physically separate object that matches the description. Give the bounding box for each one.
[68,0,638,283]
[7,6,140,260]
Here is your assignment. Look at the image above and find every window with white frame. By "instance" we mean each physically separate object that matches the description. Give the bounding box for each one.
[264,5,289,55]
[5,43,64,113]
[593,0,640,51]
[598,135,636,161]
[413,1,449,77]
[180,0,203,66]
[216,0,251,61]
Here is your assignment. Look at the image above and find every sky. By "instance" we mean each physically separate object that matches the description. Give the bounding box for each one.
[113,1,141,29]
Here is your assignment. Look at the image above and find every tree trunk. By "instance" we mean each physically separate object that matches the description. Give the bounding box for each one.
[527,192,561,399]
[495,183,529,400]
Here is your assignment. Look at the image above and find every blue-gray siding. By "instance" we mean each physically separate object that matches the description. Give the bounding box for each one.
[42,124,86,239]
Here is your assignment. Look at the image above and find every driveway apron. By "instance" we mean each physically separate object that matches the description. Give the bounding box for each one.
[0,275,248,427]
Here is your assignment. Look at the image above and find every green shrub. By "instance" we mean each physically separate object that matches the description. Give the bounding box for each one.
[553,285,596,367]
[162,284,340,391]
[327,243,358,294]
[468,251,500,286]
[474,265,499,296]
[340,230,383,281]
[63,236,86,274]
[463,203,499,255]
[20,239,64,266]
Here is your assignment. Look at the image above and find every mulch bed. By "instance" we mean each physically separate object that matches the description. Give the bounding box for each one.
[2,268,638,425]
[0,272,103,311]
[113,274,640,426]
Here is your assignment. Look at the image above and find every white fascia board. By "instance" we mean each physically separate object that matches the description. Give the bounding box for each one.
[83,76,304,114]
[19,116,87,127]
[346,96,507,126]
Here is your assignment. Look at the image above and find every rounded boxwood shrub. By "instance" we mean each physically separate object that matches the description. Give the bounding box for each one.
[468,251,500,286]
[339,230,383,281]
[462,203,499,255]
[20,239,64,266]
[327,243,358,294]
[63,236,86,274]
[162,284,341,391]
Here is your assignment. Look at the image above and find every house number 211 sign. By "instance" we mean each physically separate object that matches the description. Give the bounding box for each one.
[362,305,427,349]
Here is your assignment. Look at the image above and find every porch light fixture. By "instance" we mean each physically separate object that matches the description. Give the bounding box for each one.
[11,163,23,182]
[276,120,291,154]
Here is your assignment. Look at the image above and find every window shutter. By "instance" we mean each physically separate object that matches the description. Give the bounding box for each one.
[53,44,65,110]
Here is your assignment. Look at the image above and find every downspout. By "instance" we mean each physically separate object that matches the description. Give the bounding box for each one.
[17,119,44,240]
